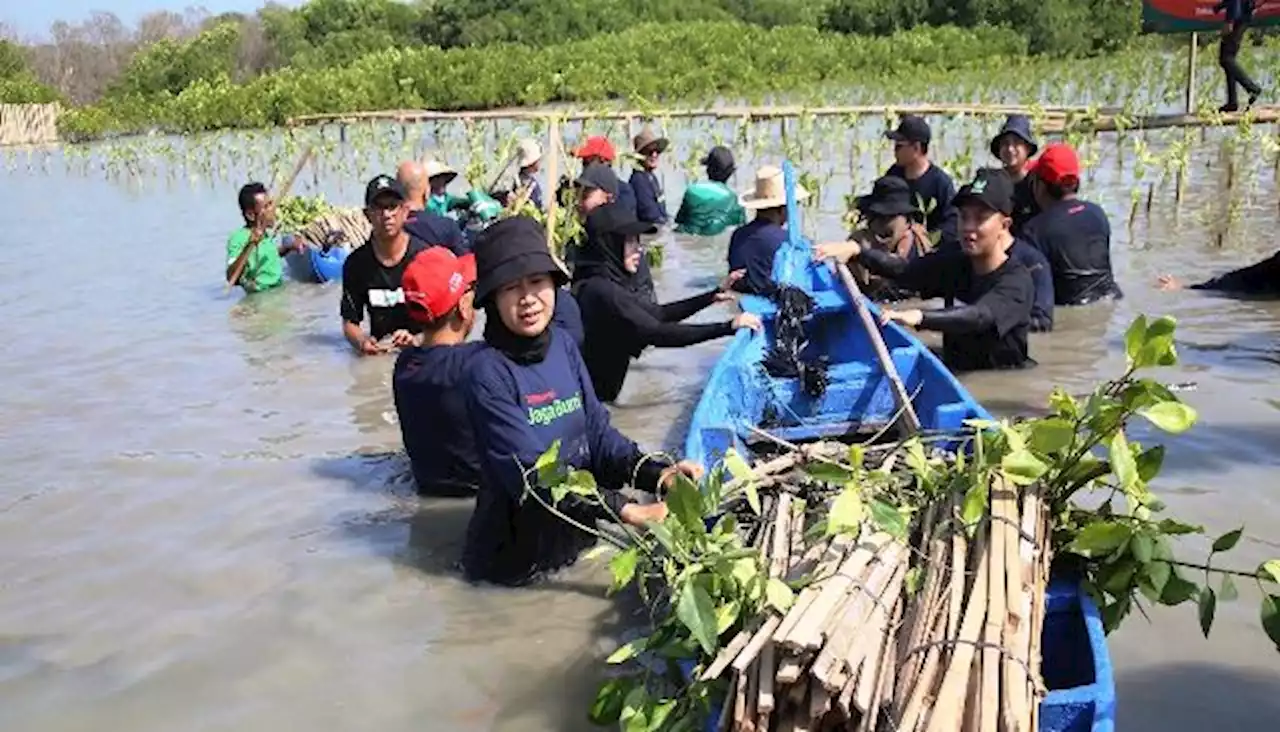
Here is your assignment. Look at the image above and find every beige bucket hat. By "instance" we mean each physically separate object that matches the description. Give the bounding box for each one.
[424,159,458,184]
[516,139,542,168]
[739,165,809,210]
[632,126,670,156]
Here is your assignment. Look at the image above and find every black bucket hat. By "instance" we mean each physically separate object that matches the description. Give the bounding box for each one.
[472,216,569,305]
[587,201,659,239]
[990,115,1039,159]
[702,146,736,182]
[856,176,916,219]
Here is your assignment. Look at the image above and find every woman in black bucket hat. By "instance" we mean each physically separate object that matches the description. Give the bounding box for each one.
[460,215,704,586]
[990,115,1040,234]
[847,175,933,301]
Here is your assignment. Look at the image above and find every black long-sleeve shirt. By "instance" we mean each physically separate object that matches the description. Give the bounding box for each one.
[1190,250,1280,295]
[886,163,960,250]
[859,248,1036,371]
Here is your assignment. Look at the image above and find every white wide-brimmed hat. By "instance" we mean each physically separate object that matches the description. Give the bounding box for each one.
[740,165,809,210]
[516,139,542,168]
[424,159,458,184]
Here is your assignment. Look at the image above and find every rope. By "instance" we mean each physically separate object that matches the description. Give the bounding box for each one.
[895,637,1038,686]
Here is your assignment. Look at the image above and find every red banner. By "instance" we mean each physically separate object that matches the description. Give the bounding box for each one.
[1144,0,1280,31]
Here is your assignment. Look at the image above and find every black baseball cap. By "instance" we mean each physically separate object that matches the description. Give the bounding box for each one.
[953,168,1015,216]
[885,115,932,145]
[575,163,619,197]
[365,174,407,206]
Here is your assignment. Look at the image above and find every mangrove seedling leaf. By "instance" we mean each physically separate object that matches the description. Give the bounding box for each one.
[805,461,855,484]
[1261,595,1280,650]
[723,448,752,480]
[1212,527,1244,553]
[961,480,988,528]
[648,700,677,732]
[730,557,758,590]
[565,469,598,496]
[1198,587,1217,638]
[1068,522,1132,558]
[847,444,865,469]
[1124,315,1148,365]
[1029,417,1076,454]
[1159,574,1200,606]
[1157,518,1204,535]
[582,544,615,562]
[1001,449,1050,485]
[999,422,1028,453]
[667,476,706,535]
[715,601,741,635]
[869,499,908,539]
[609,547,639,592]
[606,639,644,664]
[1138,401,1198,435]
[828,487,865,536]
[766,578,795,612]
[905,566,924,595]
[1258,560,1280,585]
[550,482,569,505]
[676,581,720,655]
[1139,559,1171,601]
[1135,445,1165,483]
[1220,574,1240,603]
[1130,533,1155,564]
[1108,430,1139,494]
[619,685,647,724]
[590,678,635,724]
[535,440,561,485]
[1048,386,1080,418]
[648,521,679,555]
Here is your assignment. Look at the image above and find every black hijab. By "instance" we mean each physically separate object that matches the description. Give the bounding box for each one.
[571,203,658,300]
[473,216,569,365]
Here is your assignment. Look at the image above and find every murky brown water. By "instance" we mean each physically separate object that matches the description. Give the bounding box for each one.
[1,120,1278,731]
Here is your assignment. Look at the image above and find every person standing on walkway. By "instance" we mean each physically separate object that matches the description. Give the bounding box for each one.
[674,145,747,237]
[629,126,670,226]
[990,115,1040,234]
[885,115,959,251]
[1217,0,1263,112]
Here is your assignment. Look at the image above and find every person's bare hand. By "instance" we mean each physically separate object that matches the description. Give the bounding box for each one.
[358,337,384,356]
[813,240,861,263]
[659,460,706,492]
[718,269,745,296]
[620,501,669,527]
[389,329,416,347]
[732,312,763,332]
[880,308,923,328]
[1156,274,1185,291]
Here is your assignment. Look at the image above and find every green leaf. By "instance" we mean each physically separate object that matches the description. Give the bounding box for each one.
[609,547,639,592]
[607,639,644,664]
[1109,429,1139,493]
[730,558,758,590]
[723,449,751,480]
[1159,574,1200,606]
[1102,560,1138,596]
[1157,518,1204,536]
[676,581,720,655]
[1001,449,1050,485]
[619,685,647,724]
[1124,315,1148,365]
[1099,594,1131,632]
[1138,401,1198,435]
[905,566,924,595]
[582,544,615,562]
[999,423,1028,453]
[715,601,741,635]
[550,482,569,505]
[1212,527,1244,553]
[1261,595,1280,650]
[869,499,909,539]
[1198,587,1217,638]
[1135,445,1165,482]
[904,438,929,479]
[535,440,561,485]
[743,481,761,516]
[1028,417,1076,454]
[847,444,865,469]
[828,487,865,536]
[648,522,679,555]
[648,700,676,731]
[766,578,795,612]
[961,480,988,527]
[565,469,598,496]
[805,461,855,484]
[666,476,706,535]
[589,678,634,724]
[1220,575,1239,603]
[1130,533,1154,564]
[1257,560,1280,584]
[1068,522,1132,558]
[1139,559,1171,601]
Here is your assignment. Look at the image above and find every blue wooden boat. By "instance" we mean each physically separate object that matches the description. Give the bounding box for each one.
[681,162,1115,732]
[284,241,347,284]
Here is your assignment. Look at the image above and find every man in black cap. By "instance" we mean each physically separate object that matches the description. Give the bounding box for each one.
[884,114,959,251]
[576,162,620,218]
[340,174,428,356]
[990,114,1040,234]
[674,145,747,237]
[817,168,1046,371]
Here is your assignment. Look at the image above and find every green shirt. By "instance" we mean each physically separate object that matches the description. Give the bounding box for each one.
[674,181,747,237]
[426,193,471,219]
[227,227,284,292]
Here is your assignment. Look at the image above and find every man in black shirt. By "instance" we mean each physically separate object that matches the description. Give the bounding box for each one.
[340,175,427,356]
[1021,143,1124,306]
[817,168,1036,372]
[885,115,959,251]
[990,114,1040,235]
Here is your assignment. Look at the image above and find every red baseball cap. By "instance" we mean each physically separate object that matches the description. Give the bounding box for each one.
[574,135,616,162]
[1027,142,1080,186]
[402,247,477,323]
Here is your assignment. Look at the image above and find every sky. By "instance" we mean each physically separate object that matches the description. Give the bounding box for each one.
[3,1,302,40]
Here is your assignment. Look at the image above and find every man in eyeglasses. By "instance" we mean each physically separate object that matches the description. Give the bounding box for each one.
[340,175,428,356]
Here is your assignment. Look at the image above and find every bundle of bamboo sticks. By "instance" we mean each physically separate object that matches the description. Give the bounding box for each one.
[702,470,1051,732]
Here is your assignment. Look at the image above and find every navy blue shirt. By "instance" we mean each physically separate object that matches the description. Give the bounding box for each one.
[554,287,585,350]
[886,163,959,250]
[405,211,467,255]
[462,328,663,585]
[728,218,787,296]
[394,342,487,496]
[616,178,637,216]
[1008,239,1055,332]
[1021,198,1123,306]
[629,169,668,224]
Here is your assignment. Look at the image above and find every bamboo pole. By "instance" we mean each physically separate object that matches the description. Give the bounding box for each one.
[544,120,561,254]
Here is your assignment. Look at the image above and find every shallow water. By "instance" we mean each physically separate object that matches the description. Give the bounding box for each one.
[1,120,1279,731]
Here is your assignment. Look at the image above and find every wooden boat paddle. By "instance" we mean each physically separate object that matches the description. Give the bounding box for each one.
[225,145,315,294]
[829,258,922,436]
